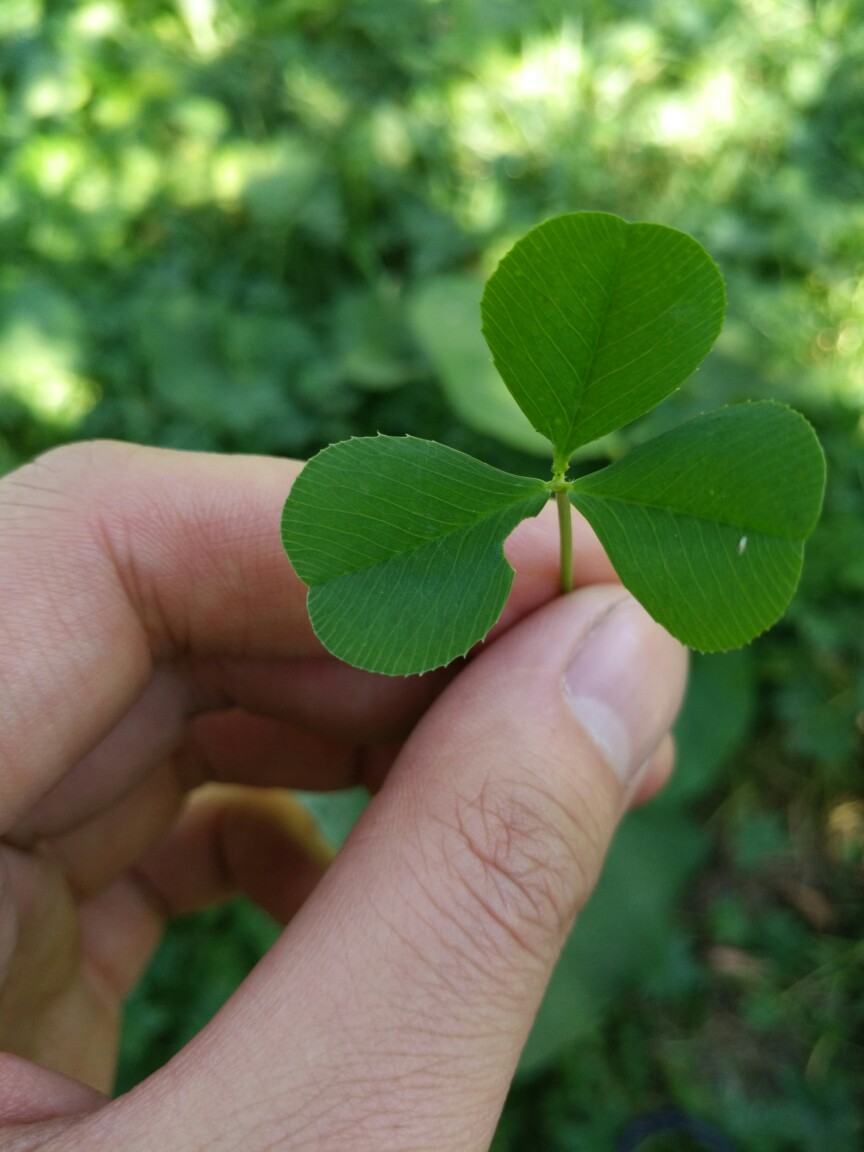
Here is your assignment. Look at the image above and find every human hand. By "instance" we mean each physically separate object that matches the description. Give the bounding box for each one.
[0,441,686,1151]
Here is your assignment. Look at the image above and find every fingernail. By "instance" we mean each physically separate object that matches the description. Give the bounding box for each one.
[562,595,684,786]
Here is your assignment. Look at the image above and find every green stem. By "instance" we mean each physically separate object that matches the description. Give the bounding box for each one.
[556,488,573,594]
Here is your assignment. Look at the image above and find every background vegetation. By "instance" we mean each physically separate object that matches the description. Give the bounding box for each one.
[1,0,863,1147]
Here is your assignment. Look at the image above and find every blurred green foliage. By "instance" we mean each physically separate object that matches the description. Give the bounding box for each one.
[2,0,863,1147]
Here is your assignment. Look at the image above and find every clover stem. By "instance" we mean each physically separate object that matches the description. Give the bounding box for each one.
[555,488,573,594]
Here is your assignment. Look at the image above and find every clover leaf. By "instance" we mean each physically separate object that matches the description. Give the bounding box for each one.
[282,212,826,676]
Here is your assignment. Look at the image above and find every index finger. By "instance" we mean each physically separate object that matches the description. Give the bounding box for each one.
[0,441,308,828]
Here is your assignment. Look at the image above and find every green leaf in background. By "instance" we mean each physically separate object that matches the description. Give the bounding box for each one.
[408,274,550,455]
[569,402,827,651]
[662,649,757,807]
[480,212,726,466]
[334,287,418,392]
[281,436,547,674]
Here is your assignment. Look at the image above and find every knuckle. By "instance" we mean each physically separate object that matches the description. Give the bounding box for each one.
[433,762,610,967]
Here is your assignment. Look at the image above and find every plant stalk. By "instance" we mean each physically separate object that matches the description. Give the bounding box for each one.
[556,488,573,594]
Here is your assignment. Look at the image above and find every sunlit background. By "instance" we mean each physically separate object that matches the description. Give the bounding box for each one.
[1,1,863,1148]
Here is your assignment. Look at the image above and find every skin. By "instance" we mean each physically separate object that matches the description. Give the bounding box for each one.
[0,441,686,1151]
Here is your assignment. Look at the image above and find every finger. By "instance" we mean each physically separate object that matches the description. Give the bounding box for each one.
[76,874,167,1011]
[0,1054,105,1125]
[6,664,192,844]
[185,655,456,745]
[134,784,332,922]
[175,707,408,797]
[13,698,359,847]
[16,708,394,902]
[0,845,118,1090]
[176,711,366,792]
[32,730,341,905]
[70,786,333,1014]
[0,442,304,827]
[9,658,442,845]
[16,702,396,858]
[94,588,686,1152]
[34,761,184,900]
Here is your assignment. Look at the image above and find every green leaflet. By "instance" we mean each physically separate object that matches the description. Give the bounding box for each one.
[569,403,826,651]
[481,212,726,467]
[281,436,548,674]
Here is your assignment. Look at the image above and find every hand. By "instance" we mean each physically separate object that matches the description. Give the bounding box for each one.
[0,441,686,1151]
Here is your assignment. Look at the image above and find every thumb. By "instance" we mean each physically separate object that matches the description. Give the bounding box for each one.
[97,586,688,1152]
